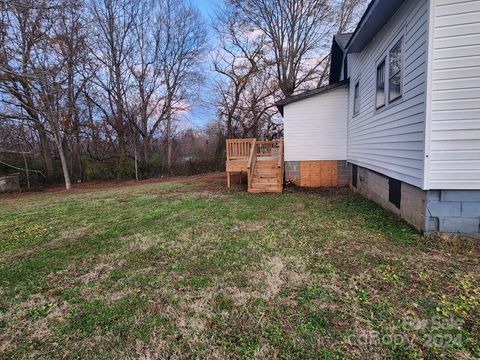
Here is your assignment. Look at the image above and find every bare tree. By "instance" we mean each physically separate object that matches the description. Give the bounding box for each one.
[0,0,366,187]
[317,0,368,85]
[334,0,368,33]
[54,0,91,181]
[213,5,282,140]
[88,0,139,157]
[156,0,207,170]
[213,7,270,138]
[230,0,333,97]
[125,0,163,165]
[0,0,57,179]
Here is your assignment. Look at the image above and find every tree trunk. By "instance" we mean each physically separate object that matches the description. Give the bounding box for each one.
[53,133,72,190]
[22,151,30,190]
[227,116,233,139]
[143,134,149,164]
[37,127,54,180]
[134,142,138,181]
[166,103,172,171]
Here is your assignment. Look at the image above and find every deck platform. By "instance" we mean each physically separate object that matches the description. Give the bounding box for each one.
[226,139,284,193]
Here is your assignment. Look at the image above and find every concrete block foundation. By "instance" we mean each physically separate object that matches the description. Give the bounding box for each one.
[426,190,480,233]
[285,161,301,185]
[349,164,480,234]
[350,164,427,231]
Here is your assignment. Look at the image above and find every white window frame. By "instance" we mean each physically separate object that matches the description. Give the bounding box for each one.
[353,81,360,116]
[388,37,404,103]
[373,31,405,112]
[375,58,386,109]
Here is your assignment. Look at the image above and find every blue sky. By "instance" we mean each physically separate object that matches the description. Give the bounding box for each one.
[193,0,217,19]
[183,0,218,129]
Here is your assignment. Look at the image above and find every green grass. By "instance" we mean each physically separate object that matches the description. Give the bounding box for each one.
[0,173,479,358]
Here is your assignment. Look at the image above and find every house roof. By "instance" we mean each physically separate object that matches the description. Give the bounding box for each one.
[345,0,406,53]
[275,80,349,116]
[276,0,407,116]
[334,33,352,50]
[329,33,352,84]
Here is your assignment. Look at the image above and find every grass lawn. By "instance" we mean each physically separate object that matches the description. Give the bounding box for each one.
[0,173,479,359]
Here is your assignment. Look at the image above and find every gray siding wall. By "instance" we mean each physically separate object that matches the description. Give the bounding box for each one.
[426,0,480,189]
[347,0,429,189]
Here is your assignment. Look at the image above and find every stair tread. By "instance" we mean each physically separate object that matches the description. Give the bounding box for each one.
[248,157,283,192]
[251,183,280,187]
[253,173,279,176]
[249,188,282,193]
[252,179,279,184]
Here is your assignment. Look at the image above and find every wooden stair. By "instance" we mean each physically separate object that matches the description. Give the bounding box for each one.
[226,138,284,193]
[249,160,282,193]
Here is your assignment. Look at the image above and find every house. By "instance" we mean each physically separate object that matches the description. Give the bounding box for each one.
[276,0,480,234]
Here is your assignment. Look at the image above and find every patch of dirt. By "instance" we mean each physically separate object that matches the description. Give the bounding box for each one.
[223,255,308,306]
[263,256,284,299]
[291,203,305,211]
[2,224,102,263]
[177,314,206,334]
[0,172,228,199]
[0,294,70,355]
[134,337,167,360]
[122,233,164,252]
[223,286,261,306]
[104,289,132,302]
[47,267,81,288]
[30,301,69,340]
[283,182,352,195]
[79,262,117,284]
[253,342,278,358]
[61,225,97,241]
[232,220,268,232]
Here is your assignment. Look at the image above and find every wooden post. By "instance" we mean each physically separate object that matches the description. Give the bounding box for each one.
[227,172,231,188]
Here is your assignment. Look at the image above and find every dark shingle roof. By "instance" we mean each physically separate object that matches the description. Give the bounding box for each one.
[275,80,349,116]
[346,0,407,53]
[333,33,352,50]
[329,33,352,84]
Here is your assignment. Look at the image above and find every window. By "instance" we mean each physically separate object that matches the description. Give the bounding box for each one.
[373,36,404,110]
[389,38,403,102]
[353,82,360,116]
[388,177,401,209]
[376,60,386,108]
[352,164,358,188]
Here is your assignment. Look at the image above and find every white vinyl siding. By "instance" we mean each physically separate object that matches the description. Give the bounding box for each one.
[283,87,348,161]
[426,0,480,189]
[347,0,429,188]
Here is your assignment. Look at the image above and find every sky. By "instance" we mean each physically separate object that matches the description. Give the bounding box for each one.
[193,0,217,20]
[182,0,218,129]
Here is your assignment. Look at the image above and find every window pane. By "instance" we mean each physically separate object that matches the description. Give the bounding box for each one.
[389,39,403,101]
[354,82,360,115]
[376,61,385,108]
[389,71,402,101]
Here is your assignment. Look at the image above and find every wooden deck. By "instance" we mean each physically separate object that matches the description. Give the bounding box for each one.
[226,139,284,193]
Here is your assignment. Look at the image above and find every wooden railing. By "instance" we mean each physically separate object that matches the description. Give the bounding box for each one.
[247,139,257,191]
[226,138,283,191]
[277,138,284,187]
[255,139,282,158]
[226,138,255,161]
